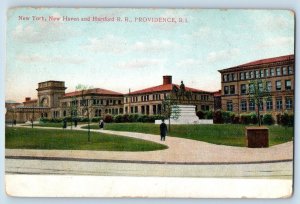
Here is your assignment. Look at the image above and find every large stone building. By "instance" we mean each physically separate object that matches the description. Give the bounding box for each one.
[123,76,214,115]
[5,76,215,123]
[218,54,294,119]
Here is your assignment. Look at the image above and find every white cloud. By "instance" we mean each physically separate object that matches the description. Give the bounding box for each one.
[132,39,178,52]
[115,59,165,69]
[254,12,294,32]
[207,48,241,63]
[183,27,212,39]
[176,58,203,68]
[83,35,128,54]
[16,53,86,64]
[12,12,76,43]
[256,36,294,49]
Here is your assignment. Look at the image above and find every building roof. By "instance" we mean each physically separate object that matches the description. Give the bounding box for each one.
[23,99,38,103]
[63,88,123,98]
[127,83,208,95]
[219,54,294,73]
[212,90,222,97]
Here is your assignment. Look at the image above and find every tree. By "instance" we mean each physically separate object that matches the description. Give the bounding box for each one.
[248,79,271,126]
[76,84,93,141]
[162,94,181,132]
[69,95,78,130]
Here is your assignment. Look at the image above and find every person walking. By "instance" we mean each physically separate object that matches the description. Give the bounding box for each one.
[160,119,168,141]
[99,119,104,129]
[63,118,67,130]
[74,118,78,128]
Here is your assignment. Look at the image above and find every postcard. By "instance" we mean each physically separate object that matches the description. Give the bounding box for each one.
[5,8,294,198]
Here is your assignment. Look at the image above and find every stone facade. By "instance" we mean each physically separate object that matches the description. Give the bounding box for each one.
[123,76,214,115]
[6,76,214,123]
[218,54,294,120]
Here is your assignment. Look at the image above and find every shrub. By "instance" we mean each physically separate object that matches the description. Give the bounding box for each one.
[128,114,139,122]
[262,114,274,125]
[222,111,234,123]
[249,112,258,124]
[113,115,123,123]
[280,112,294,127]
[240,114,251,124]
[213,110,223,124]
[232,116,240,124]
[205,110,213,119]
[104,114,113,123]
[122,114,130,122]
[196,110,205,119]
[91,117,102,122]
[276,113,282,125]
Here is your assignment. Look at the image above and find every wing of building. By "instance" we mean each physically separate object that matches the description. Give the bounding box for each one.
[218,54,294,120]
[5,76,215,123]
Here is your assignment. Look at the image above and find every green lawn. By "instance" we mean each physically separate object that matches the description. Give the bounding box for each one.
[5,127,168,151]
[22,122,92,128]
[82,123,293,147]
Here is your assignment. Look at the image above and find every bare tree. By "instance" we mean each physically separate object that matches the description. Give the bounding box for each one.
[162,94,181,132]
[76,84,93,141]
[248,79,271,126]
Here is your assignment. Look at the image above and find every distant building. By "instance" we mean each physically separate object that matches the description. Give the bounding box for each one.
[123,76,214,115]
[218,54,294,119]
[6,76,215,123]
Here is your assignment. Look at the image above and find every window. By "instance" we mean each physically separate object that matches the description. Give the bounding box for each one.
[241,100,247,112]
[266,81,272,92]
[270,68,275,76]
[265,69,269,77]
[249,100,255,111]
[260,69,264,78]
[245,72,250,79]
[227,101,233,111]
[255,70,260,78]
[250,71,254,79]
[240,72,245,80]
[283,67,287,75]
[230,85,235,94]
[249,83,254,94]
[228,74,233,81]
[285,98,292,110]
[224,86,229,95]
[285,80,291,90]
[258,82,263,92]
[276,67,281,76]
[276,80,281,91]
[276,98,282,110]
[266,99,273,111]
[241,84,247,94]
[223,74,228,82]
[233,73,237,81]
[135,106,138,113]
[288,66,293,74]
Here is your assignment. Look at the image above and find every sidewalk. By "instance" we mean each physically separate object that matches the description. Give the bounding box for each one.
[6,124,293,164]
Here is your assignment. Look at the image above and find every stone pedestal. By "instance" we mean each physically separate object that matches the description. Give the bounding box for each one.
[155,105,213,125]
[246,126,269,148]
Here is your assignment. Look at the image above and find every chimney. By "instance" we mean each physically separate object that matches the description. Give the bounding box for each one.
[25,97,31,102]
[163,75,172,85]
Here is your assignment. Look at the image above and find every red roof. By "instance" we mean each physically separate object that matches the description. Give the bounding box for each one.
[63,88,123,98]
[219,54,294,73]
[239,54,294,67]
[212,90,222,97]
[128,84,207,95]
[23,99,38,103]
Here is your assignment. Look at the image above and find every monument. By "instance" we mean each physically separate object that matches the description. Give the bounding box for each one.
[155,81,213,125]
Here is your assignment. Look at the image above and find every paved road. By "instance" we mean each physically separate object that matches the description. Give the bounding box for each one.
[8,124,293,164]
[6,158,293,179]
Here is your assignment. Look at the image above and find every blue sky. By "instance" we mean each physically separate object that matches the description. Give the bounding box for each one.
[6,8,294,102]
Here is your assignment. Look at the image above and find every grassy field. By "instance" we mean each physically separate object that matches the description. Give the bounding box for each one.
[82,123,293,147]
[22,122,92,128]
[5,127,167,151]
